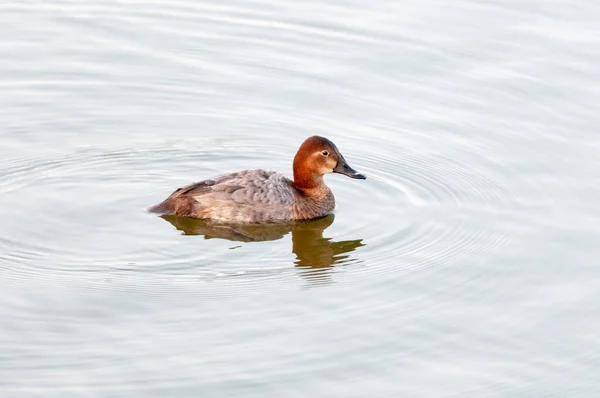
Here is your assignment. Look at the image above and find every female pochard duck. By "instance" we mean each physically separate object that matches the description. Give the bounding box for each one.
[148,136,366,223]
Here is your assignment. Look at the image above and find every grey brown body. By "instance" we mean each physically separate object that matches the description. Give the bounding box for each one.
[148,169,335,223]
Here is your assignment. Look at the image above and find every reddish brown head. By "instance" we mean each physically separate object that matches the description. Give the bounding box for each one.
[292,136,366,190]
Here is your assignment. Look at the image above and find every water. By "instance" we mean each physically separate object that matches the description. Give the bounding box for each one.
[1,0,600,396]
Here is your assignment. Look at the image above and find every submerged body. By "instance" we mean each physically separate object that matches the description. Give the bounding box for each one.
[147,136,365,223]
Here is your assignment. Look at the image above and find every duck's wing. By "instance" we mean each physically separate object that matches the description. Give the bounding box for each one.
[181,170,296,205]
[148,170,296,222]
[176,174,244,198]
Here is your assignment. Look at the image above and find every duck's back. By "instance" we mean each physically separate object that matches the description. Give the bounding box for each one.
[148,169,297,223]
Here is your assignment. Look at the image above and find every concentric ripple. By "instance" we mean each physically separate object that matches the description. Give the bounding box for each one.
[0,130,520,295]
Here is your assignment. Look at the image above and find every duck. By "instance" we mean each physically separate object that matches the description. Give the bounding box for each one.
[147,136,366,223]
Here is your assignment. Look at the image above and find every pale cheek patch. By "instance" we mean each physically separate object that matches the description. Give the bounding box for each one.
[320,165,334,174]
[316,157,335,174]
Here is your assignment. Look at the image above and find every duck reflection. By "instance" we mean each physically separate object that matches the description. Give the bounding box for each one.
[160,214,364,282]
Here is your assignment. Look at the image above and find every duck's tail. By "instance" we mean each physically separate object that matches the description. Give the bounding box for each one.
[145,200,174,216]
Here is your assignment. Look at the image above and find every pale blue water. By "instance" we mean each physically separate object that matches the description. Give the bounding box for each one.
[1,0,600,396]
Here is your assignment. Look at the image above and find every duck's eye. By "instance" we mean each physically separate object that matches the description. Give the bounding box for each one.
[321,150,329,156]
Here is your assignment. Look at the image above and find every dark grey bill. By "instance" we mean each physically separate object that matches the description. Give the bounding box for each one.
[333,156,366,179]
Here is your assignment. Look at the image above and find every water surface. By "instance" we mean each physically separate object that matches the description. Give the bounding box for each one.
[1,0,600,396]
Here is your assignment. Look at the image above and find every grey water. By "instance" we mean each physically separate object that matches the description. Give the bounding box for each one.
[1,0,600,396]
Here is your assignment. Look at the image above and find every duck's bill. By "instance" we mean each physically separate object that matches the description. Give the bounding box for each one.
[333,159,366,179]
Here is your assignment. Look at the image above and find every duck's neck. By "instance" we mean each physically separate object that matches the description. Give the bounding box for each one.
[293,168,323,190]
[292,183,335,220]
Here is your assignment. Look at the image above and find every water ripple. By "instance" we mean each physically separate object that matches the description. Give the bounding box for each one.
[0,132,518,295]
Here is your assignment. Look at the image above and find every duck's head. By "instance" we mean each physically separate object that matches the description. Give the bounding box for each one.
[293,136,366,190]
